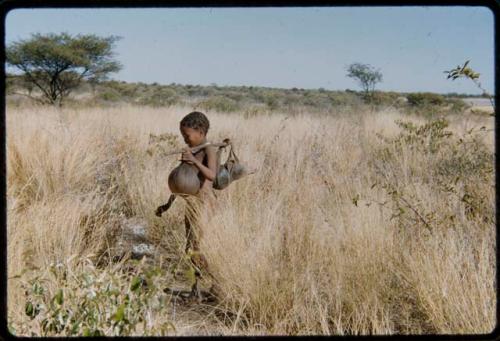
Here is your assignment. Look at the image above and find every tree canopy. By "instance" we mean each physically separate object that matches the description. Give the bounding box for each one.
[346,63,383,99]
[6,32,122,106]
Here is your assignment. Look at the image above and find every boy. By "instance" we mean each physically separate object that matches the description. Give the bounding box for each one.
[177,111,219,299]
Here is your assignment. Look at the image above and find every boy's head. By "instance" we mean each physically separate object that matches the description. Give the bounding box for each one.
[179,111,210,147]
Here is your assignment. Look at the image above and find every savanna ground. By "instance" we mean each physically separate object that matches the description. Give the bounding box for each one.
[6,103,495,335]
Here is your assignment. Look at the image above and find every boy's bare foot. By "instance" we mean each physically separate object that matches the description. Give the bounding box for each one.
[155,195,177,217]
[155,205,166,217]
[190,279,204,303]
[155,194,175,217]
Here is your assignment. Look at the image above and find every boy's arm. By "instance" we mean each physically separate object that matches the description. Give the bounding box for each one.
[185,145,217,181]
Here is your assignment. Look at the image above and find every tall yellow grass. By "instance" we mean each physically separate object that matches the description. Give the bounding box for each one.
[7,104,495,335]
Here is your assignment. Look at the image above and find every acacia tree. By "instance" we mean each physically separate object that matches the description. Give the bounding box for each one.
[6,32,122,106]
[346,63,383,100]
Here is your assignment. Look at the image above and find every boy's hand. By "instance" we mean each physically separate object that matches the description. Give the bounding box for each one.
[181,149,197,164]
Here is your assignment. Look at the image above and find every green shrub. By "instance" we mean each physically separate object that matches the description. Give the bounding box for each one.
[407,92,446,107]
[390,118,453,154]
[197,95,241,112]
[371,118,494,231]
[282,94,302,107]
[328,92,360,106]
[98,88,121,102]
[446,98,469,114]
[224,91,244,102]
[263,93,280,110]
[17,258,175,336]
[101,81,138,98]
[370,91,400,106]
[138,88,179,107]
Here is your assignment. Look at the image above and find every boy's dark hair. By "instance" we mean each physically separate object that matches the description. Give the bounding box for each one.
[180,111,210,134]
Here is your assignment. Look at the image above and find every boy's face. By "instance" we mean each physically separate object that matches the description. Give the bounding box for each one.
[180,126,205,147]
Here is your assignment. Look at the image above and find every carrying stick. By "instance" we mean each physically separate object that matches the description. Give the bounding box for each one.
[164,139,231,156]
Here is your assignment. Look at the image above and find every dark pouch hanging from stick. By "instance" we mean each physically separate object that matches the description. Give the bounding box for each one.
[213,140,246,190]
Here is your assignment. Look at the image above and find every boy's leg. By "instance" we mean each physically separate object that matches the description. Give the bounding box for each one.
[194,189,223,298]
[184,212,197,255]
[184,197,208,266]
[199,187,219,220]
[184,197,209,300]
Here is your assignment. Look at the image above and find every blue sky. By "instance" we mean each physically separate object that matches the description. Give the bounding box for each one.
[5,7,494,94]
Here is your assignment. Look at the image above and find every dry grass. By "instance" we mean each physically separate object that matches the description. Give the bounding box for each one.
[7,104,495,335]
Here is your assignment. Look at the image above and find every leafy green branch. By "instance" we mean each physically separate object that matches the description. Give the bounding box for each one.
[17,258,176,336]
[444,60,495,110]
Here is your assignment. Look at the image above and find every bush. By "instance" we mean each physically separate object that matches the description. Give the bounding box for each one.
[403,93,471,117]
[17,258,175,336]
[224,91,244,102]
[390,118,453,154]
[446,98,469,114]
[98,88,121,102]
[282,94,302,107]
[101,81,139,98]
[328,91,360,106]
[138,88,179,107]
[407,93,446,107]
[197,95,241,112]
[371,118,494,230]
[370,91,400,106]
[262,93,280,110]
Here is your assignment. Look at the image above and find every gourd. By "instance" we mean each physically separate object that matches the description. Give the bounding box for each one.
[168,161,201,195]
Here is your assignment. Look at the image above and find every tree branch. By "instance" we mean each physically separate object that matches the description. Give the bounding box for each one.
[398,196,432,231]
[10,91,49,105]
[15,64,53,102]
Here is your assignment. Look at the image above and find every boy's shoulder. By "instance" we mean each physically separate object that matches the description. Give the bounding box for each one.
[205,144,218,153]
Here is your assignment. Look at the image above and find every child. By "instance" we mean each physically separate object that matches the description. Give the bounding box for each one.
[177,111,219,299]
